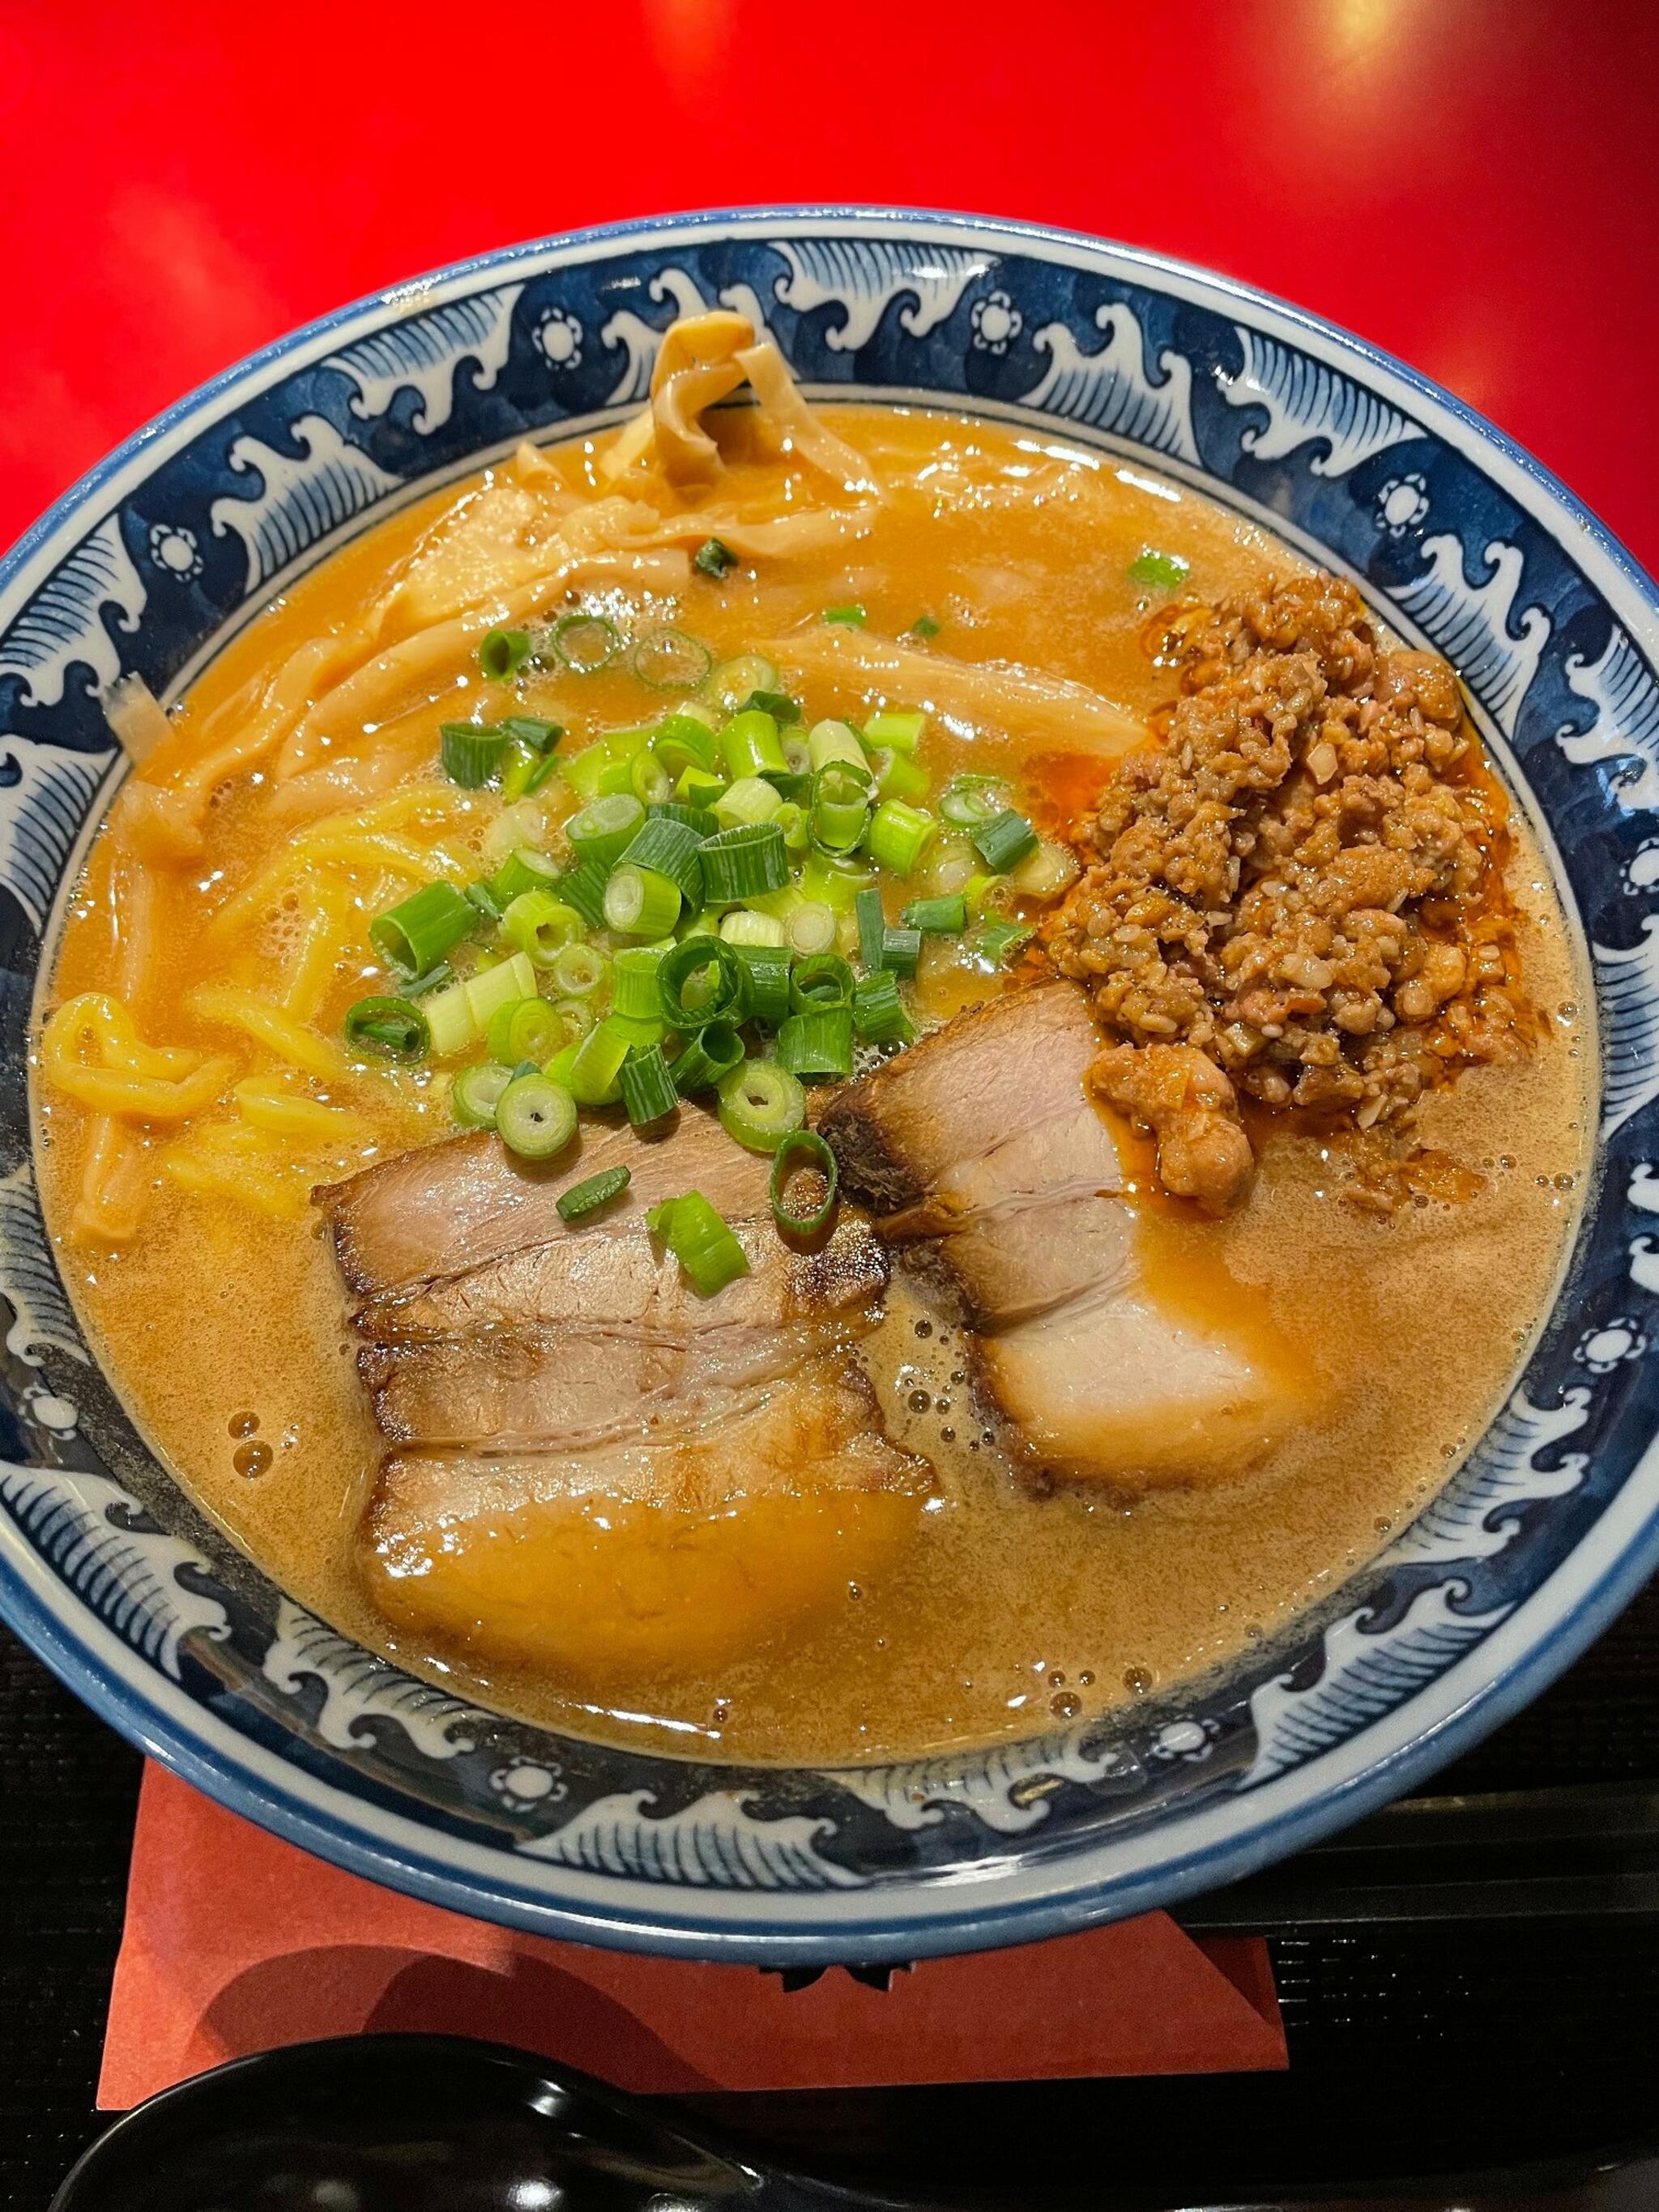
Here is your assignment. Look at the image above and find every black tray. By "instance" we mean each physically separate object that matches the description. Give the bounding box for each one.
[5,1574,1659,2210]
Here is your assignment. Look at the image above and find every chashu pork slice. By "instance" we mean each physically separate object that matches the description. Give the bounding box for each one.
[365,1353,928,1683]
[317,1109,927,1684]
[821,981,1303,1486]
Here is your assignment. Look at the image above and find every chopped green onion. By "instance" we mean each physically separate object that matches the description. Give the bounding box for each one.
[501,892,584,970]
[902,893,968,934]
[1010,837,1081,901]
[774,801,810,854]
[501,743,559,803]
[612,944,669,1021]
[543,1039,582,1092]
[567,793,645,872]
[566,1020,631,1105]
[658,935,745,1029]
[717,1060,807,1154]
[720,909,787,950]
[547,995,596,1046]
[479,628,533,681]
[489,847,563,906]
[721,709,788,781]
[496,1072,578,1159]
[672,1021,744,1094]
[781,731,812,774]
[561,726,649,802]
[617,1044,678,1127]
[740,689,801,725]
[698,821,788,903]
[557,1165,632,1221]
[464,952,538,1033]
[867,799,936,876]
[785,900,838,957]
[618,815,705,906]
[345,995,429,1059]
[800,850,876,911]
[545,949,603,1011]
[712,775,783,832]
[649,1189,750,1296]
[633,624,713,692]
[556,863,609,931]
[501,714,562,753]
[464,880,505,926]
[1127,548,1191,591]
[855,885,885,973]
[648,799,721,838]
[452,1060,514,1129]
[708,653,780,714]
[400,961,454,999]
[881,925,922,978]
[551,612,623,672]
[607,1011,665,1049]
[974,917,1035,968]
[823,603,867,627]
[806,719,868,774]
[369,881,476,978]
[909,613,940,640]
[769,1128,839,1237]
[851,970,915,1045]
[441,723,510,789]
[693,537,737,582]
[868,748,931,805]
[939,774,1013,830]
[762,768,813,808]
[629,748,674,806]
[651,715,719,781]
[485,995,565,1068]
[424,977,476,1057]
[811,760,872,855]
[731,944,791,1024]
[776,1006,855,1078]
[675,765,728,810]
[862,708,928,754]
[603,863,682,938]
[791,952,855,1012]
[971,808,1039,873]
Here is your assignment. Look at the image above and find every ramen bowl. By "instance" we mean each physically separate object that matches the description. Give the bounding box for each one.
[2,210,1656,1961]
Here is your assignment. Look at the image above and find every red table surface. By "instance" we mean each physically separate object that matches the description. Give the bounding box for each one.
[1,1,1656,576]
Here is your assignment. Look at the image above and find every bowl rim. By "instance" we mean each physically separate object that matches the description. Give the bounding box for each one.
[2,202,1657,1960]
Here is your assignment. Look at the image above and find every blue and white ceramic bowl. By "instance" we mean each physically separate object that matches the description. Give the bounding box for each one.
[2,210,1657,1962]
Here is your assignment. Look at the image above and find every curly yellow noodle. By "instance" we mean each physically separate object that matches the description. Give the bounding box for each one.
[185,985,348,1080]
[203,829,460,946]
[70,1116,150,1244]
[42,995,236,1121]
[173,630,373,815]
[281,876,352,1024]
[160,1123,307,1221]
[234,1077,370,1144]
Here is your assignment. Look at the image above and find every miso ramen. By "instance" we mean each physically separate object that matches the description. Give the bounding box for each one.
[33,312,1593,1763]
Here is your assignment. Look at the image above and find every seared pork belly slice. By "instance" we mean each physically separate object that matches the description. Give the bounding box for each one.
[316,1105,769,1303]
[822,981,1301,1486]
[364,1355,929,1680]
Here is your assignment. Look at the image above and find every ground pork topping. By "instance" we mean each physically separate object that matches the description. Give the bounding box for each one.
[1043,574,1527,1210]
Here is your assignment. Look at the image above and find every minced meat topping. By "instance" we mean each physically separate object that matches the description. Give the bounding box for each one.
[1043,573,1527,1213]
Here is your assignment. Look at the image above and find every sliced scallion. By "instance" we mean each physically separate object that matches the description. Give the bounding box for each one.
[851,970,915,1045]
[785,900,838,957]
[855,885,886,974]
[974,917,1035,968]
[452,1060,514,1129]
[719,909,788,950]
[603,863,682,938]
[740,688,801,726]
[693,537,736,581]
[441,722,510,789]
[501,892,584,969]
[1127,548,1191,591]
[721,709,788,782]
[648,799,721,839]
[489,847,563,906]
[464,880,505,926]
[552,612,623,672]
[731,943,791,1025]
[480,628,533,681]
[629,748,674,807]
[862,708,928,754]
[902,893,967,934]
[566,1020,631,1106]
[619,1043,678,1127]
[672,1021,744,1095]
[909,613,940,640]
[823,603,867,627]
[806,719,868,774]
[881,925,922,978]
[496,1072,577,1159]
[486,995,565,1068]
[708,653,780,714]
[557,1165,631,1221]
[971,808,1039,874]
[811,760,872,855]
[769,1127,839,1238]
[717,1060,806,1154]
[775,1006,855,1078]
[791,951,854,1012]
[658,936,744,1029]
[939,774,1013,830]
[713,775,783,831]
[556,863,609,931]
[633,624,713,692]
[345,995,429,1059]
[649,1189,750,1296]
[697,821,788,903]
[567,793,645,872]
[369,881,476,978]
[618,815,705,906]
[464,952,539,1033]
[651,715,719,780]
[550,941,608,999]
[612,944,670,1021]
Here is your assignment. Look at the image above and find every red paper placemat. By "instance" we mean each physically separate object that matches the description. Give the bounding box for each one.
[99,1766,1285,2108]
